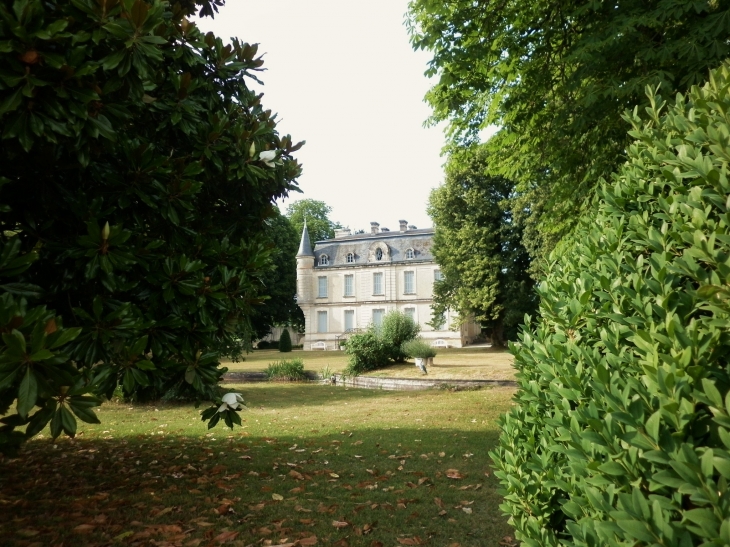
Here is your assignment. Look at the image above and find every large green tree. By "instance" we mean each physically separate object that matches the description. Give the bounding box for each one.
[249,211,303,341]
[0,0,302,452]
[285,199,341,243]
[428,145,536,347]
[408,0,730,265]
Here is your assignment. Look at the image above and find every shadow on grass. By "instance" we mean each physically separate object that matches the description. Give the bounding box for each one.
[1,430,510,547]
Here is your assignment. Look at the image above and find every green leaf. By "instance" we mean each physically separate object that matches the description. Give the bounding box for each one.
[16,367,37,419]
[59,405,77,437]
[49,327,82,349]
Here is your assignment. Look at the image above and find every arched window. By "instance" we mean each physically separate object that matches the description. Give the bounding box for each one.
[375,248,383,261]
[319,254,329,266]
[405,248,415,259]
[346,252,354,263]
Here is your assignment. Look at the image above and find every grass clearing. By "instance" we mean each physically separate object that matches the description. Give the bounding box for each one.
[1,383,516,547]
[224,347,515,381]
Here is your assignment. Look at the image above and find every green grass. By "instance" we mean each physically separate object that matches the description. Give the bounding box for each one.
[224,347,516,381]
[0,384,517,547]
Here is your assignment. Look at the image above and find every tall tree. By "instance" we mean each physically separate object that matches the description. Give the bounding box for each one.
[285,199,341,243]
[249,212,303,341]
[427,145,536,346]
[0,0,302,452]
[408,0,730,265]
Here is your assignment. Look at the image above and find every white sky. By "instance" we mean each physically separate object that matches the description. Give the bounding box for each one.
[195,0,447,232]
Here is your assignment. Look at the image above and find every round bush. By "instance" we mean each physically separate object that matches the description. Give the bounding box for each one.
[379,311,420,362]
[491,64,730,547]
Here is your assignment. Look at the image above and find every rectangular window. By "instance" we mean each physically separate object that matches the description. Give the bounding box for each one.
[318,276,327,298]
[344,310,355,331]
[372,309,385,327]
[344,274,354,297]
[317,311,328,333]
[434,269,443,282]
[404,307,416,322]
[404,271,415,294]
[373,272,383,295]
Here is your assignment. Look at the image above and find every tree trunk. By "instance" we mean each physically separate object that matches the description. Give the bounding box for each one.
[491,319,505,348]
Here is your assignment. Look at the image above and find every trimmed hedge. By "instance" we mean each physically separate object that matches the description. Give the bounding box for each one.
[491,64,730,546]
[279,329,292,352]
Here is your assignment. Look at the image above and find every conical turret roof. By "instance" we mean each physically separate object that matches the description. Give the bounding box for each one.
[297,220,314,257]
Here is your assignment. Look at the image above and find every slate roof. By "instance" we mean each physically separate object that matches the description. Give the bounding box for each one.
[296,222,314,257]
[312,229,434,268]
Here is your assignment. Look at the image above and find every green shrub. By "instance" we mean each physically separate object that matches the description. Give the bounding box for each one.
[401,338,437,359]
[256,340,277,350]
[278,329,292,352]
[490,64,730,546]
[343,330,389,376]
[264,359,306,381]
[379,311,420,361]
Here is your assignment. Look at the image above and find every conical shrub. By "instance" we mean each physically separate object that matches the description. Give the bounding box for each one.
[278,329,292,353]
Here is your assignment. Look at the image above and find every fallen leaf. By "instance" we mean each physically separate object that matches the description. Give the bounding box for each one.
[434,498,445,510]
[289,470,304,480]
[330,473,339,478]
[446,469,464,479]
[73,524,95,533]
[272,493,284,501]
[299,536,318,546]
[462,507,472,514]
[332,520,349,528]
[213,530,239,543]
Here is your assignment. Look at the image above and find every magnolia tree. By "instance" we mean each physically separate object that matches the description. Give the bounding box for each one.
[0,0,303,453]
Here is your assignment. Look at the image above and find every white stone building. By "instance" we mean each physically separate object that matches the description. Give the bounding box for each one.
[296,220,480,350]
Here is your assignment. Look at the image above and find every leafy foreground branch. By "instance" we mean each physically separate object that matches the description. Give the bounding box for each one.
[0,0,303,453]
[492,63,730,546]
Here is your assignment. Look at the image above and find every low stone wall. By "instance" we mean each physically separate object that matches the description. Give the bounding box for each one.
[222,371,516,391]
[330,374,516,391]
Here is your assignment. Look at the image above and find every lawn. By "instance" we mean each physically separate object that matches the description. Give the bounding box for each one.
[223,347,515,381]
[0,383,517,547]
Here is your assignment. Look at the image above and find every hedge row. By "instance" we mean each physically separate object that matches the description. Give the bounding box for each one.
[491,63,730,546]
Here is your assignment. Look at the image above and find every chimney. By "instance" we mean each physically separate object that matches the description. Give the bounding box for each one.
[334,228,352,239]
[399,220,408,232]
[370,222,380,234]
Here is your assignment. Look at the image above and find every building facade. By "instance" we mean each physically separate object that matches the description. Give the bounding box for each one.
[296,220,480,350]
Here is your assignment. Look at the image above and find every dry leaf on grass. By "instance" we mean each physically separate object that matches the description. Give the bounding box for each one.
[396,537,424,545]
[332,520,350,528]
[446,469,464,479]
[73,524,95,533]
[272,493,284,501]
[213,530,239,543]
[299,536,318,546]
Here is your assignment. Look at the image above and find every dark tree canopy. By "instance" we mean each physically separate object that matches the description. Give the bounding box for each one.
[428,145,536,346]
[0,0,302,451]
[249,212,303,341]
[285,199,341,244]
[408,0,730,265]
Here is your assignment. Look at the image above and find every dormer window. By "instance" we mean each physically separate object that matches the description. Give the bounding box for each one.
[405,248,414,259]
[375,248,383,261]
[319,254,329,266]
[346,252,355,263]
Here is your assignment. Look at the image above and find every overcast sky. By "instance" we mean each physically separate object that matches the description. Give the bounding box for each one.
[195,0,447,233]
